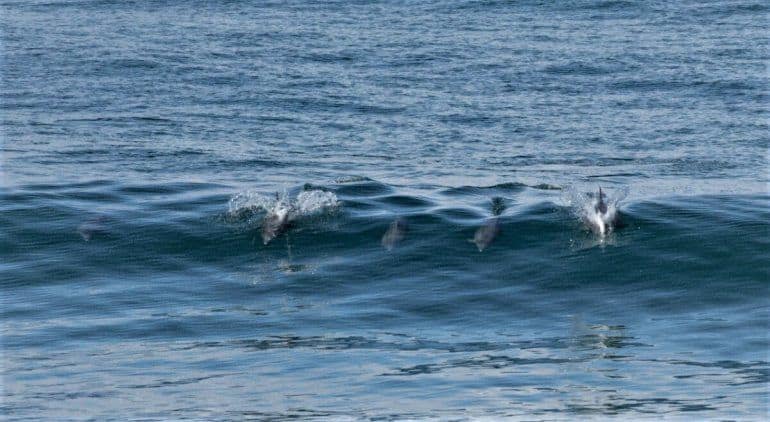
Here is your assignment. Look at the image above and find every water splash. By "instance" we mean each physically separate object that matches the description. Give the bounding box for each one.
[227,190,282,218]
[228,188,339,219]
[295,189,339,215]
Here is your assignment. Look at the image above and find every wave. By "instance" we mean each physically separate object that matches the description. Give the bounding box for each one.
[2,179,767,290]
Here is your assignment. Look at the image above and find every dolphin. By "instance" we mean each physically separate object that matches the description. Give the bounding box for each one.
[472,217,500,252]
[595,187,608,215]
[261,200,292,245]
[77,215,107,241]
[470,197,504,252]
[585,187,617,236]
[381,217,407,251]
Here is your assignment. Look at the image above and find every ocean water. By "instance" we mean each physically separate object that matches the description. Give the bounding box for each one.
[1,0,769,420]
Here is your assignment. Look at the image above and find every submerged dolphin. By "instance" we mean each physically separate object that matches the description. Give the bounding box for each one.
[381,217,407,251]
[471,197,504,252]
[77,215,107,241]
[261,201,292,245]
[472,217,500,252]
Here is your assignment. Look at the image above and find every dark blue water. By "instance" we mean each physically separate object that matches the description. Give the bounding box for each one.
[2,0,769,420]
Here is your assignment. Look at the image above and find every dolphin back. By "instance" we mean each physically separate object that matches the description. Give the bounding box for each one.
[596,187,608,214]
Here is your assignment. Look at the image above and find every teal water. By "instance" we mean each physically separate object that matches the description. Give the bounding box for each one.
[2,0,769,420]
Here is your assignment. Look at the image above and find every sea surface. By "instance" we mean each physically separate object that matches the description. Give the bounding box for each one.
[1,0,769,420]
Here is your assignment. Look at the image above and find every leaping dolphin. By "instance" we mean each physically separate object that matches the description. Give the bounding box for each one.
[585,187,618,236]
[595,187,608,215]
[261,199,292,245]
